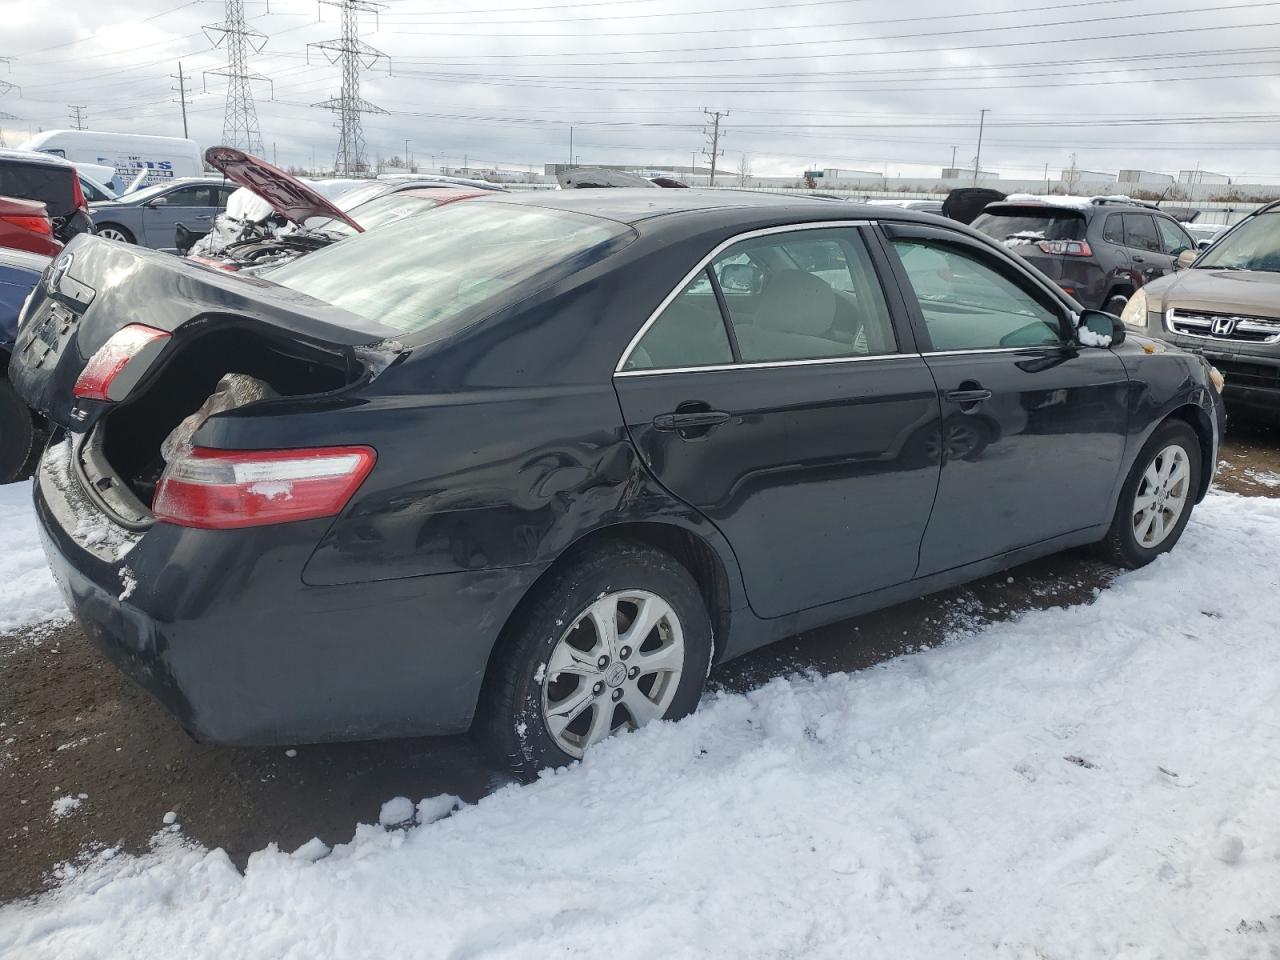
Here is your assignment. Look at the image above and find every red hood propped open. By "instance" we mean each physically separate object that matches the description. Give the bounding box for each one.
[203,146,364,232]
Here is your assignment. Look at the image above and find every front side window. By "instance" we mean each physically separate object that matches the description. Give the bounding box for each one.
[1122,214,1161,253]
[891,240,1063,350]
[1154,217,1194,256]
[161,186,212,207]
[1196,212,1280,272]
[268,202,634,335]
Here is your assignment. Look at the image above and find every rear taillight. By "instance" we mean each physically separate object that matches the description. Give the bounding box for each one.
[71,176,88,213]
[0,214,53,236]
[73,324,171,401]
[152,446,376,529]
[1036,239,1093,257]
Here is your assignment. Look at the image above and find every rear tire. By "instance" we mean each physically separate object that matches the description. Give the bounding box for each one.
[1097,420,1201,568]
[475,540,712,782]
[0,375,38,484]
[95,223,134,243]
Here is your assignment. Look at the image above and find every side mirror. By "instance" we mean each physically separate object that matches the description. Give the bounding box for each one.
[1077,309,1126,348]
[146,197,168,207]
[1175,248,1197,270]
[718,262,762,294]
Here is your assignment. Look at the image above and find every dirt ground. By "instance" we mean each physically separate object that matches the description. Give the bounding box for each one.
[3,415,1278,903]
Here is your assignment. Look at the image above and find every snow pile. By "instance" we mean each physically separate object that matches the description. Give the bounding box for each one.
[1004,193,1151,211]
[1,492,1277,957]
[49,795,85,820]
[0,481,67,634]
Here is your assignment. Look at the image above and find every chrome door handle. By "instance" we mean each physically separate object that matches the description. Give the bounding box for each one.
[945,388,992,404]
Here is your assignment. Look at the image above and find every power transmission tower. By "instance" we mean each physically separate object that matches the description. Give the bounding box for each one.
[204,0,270,154]
[171,62,192,139]
[309,0,388,176]
[0,63,16,147]
[68,105,88,130]
[702,108,728,186]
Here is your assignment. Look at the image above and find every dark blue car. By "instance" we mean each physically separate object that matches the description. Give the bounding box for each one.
[1,246,49,482]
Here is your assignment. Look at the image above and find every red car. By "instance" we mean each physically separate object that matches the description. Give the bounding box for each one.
[0,196,62,258]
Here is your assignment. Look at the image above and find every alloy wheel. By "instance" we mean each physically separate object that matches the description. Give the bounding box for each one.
[96,226,130,243]
[540,589,684,759]
[1132,444,1190,548]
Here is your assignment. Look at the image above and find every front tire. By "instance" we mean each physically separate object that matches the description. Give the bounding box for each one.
[476,541,712,781]
[1098,420,1201,568]
[95,223,134,243]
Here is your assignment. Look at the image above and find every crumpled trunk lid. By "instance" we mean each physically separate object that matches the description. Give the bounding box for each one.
[7,235,397,430]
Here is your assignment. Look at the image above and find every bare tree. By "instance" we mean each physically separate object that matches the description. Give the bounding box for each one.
[736,153,753,187]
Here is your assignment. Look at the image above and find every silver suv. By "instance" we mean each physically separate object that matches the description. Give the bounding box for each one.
[1121,201,1280,417]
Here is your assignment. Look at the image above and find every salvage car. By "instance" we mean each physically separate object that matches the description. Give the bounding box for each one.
[187,147,495,270]
[1121,199,1280,418]
[971,195,1198,313]
[0,196,61,257]
[1,246,50,481]
[9,190,1224,779]
[90,178,236,249]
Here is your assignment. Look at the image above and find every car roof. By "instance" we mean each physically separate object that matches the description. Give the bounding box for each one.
[0,147,76,169]
[473,188,888,225]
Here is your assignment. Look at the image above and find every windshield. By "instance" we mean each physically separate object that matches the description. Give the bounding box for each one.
[267,202,635,335]
[1196,212,1280,272]
[319,193,443,237]
[971,209,1085,245]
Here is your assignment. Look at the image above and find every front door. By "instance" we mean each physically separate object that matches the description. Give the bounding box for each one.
[142,184,220,249]
[613,225,942,619]
[880,222,1130,576]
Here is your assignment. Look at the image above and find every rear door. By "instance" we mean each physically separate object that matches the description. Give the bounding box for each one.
[613,224,942,619]
[879,222,1130,576]
[1120,212,1175,286]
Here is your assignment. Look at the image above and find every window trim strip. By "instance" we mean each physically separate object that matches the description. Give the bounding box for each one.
[613,219,873,375]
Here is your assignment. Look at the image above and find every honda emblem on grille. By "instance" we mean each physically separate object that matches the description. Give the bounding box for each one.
[1210,317,1238,336]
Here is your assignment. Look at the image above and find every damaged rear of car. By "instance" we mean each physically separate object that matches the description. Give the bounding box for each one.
[9,197,634,744]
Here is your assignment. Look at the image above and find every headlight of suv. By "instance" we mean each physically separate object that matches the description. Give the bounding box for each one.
[1120,288,1148,329]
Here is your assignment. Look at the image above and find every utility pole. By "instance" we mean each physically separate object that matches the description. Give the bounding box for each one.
[171,62,192,139]
[568,125,573,166]
[404,138,411,169]
[68,105,88,130]
[0,64,17,148]
[204,0,270,154]
[309,0,388,176]
[972,108,989,186]
[702,108,728,186]
[950,145,957,170]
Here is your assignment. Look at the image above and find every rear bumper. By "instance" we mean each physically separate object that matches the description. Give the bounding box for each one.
[35,441,545,744]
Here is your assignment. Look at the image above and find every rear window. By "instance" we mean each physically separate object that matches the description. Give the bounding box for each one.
[0,162,74,217]
[970,208,1085,247]
[267,201,635,335]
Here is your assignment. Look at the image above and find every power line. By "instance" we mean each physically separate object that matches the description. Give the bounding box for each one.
[309,0,389,175]
[204,0,270,153]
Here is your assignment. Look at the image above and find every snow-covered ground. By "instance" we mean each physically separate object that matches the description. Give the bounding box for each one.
[0,482,67,635]
[1,491,1278,958]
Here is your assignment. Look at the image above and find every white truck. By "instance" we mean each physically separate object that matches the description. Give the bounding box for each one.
[17,130,203,192]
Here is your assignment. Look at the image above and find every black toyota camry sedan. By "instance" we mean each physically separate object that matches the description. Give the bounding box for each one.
[8,190,1225,779]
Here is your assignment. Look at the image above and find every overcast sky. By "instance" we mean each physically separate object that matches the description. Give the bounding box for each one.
[4,0,1280,181]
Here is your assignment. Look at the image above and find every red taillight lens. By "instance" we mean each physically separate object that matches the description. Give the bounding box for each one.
[1,214,53,236]
[1036,239,1093,257]
[71,176,88,213]
[153,446,377,529]
[73,324,171,401]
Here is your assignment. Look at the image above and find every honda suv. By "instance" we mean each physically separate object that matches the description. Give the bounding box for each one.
[1121,200,1280,418]
[971,196,1197,313]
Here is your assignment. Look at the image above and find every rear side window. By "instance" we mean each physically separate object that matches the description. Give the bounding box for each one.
[1103,214,1124,244]
[970,208,1085,246]
[0,162,73,218]
[1121,214,1161,253]
[624,271,733,371]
